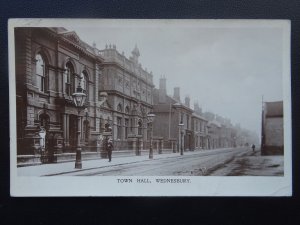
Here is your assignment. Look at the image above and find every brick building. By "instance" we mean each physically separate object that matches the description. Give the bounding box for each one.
[152,78,193,152]
[261,101,284,155]
[191,102,208,150]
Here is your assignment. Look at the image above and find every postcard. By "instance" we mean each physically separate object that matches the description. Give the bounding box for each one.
[9,19,292,196]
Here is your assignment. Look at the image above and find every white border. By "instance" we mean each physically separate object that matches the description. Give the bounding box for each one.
[9,19,292,196]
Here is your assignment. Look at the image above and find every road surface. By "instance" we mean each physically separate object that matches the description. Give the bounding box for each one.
[56,147,250,176]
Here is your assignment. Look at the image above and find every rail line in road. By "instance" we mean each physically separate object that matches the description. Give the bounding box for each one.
[75,154,215,176]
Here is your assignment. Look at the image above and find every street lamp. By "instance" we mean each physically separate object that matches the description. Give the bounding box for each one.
[72,80,87,169]
[97,91,108,158]
[178,123,184,155]
[103,124,112,159]
[147,113,155,159]
[233,136,237,148]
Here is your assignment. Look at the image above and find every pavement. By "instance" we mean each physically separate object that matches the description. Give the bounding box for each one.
[17,147,284,176]
[17,149,209,176]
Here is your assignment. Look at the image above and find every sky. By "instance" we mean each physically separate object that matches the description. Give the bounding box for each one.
[65,20,286,137]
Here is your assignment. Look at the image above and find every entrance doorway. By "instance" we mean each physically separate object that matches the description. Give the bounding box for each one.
[69,114,77,152]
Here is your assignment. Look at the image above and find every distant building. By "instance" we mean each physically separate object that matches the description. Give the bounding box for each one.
[261,101,284,155]
[191,112,208,150]
[207,119,221,149]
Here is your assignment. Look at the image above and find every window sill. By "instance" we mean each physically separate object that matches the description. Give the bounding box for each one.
[37,90,50,98]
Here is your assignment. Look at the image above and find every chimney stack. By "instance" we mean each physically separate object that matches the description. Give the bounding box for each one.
[194,102,202,115]
[173,87,180,102]
[185,96,190,108]
[159,76,167,103]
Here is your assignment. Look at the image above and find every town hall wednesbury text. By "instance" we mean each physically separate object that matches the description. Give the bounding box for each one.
[117,178,191,184]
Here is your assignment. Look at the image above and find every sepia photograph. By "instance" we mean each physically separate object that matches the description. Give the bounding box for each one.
[9,19,292,196]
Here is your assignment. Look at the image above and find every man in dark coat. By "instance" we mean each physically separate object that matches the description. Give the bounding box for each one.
[251,144,255,152]
[107,138,113,162]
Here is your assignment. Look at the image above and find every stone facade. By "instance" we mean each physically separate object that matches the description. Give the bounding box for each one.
[99,44,154,150]
[15,27,154,157]
[15,27,107,155]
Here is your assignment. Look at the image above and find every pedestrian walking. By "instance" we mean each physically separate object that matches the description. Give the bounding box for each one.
[107,138,113,162]
[251,144,255,152]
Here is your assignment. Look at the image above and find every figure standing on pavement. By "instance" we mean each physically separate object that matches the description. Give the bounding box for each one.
[251,144,255,152]
[107,138,113,162]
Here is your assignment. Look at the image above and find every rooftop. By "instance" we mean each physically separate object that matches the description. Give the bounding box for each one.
[265,101,283,117]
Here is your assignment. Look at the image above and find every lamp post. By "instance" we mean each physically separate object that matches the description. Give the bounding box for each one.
[147,113,155,159]
[97,91,108,156]
[233,136,237,148]
[103,124,112,145]
[178,123,184,155]
[72,80,87,169]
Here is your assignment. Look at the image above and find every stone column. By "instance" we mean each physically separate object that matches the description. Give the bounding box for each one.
[25,30,33,86]
[65,114,69,147]
[63,114,67,146]
[158,139,162,154]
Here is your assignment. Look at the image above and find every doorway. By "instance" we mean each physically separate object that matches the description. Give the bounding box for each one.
[69,114,77,152]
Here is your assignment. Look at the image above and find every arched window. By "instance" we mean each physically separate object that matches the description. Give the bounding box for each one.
[105,121,111,132]
[36,54,46,92]
[39,113,50,131]
[99,117,104,133]
[81,71,89,95]
[117,117,122,139]
[138,120,142,135]
[125,106,130,114]
[83,120,90,143]
[117,104,122,112]
[125,118,129,138]
[65,62,75,96]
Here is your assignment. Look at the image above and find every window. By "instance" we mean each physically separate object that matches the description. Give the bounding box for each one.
[105,122,110,132]
[187,116,189,129]
[125,119,129,139]
[81,71,89,99]
[117,104,122,113]
[138,120,142,135]
[99,117,104,133]
[39,113,50,130]
[130,118,134,132]
[36,54,46,92]
[118,77,123,85]
[125,106,130,114]
[65,62,75,96]
[83,120,90,143]
[117,117,122,139]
